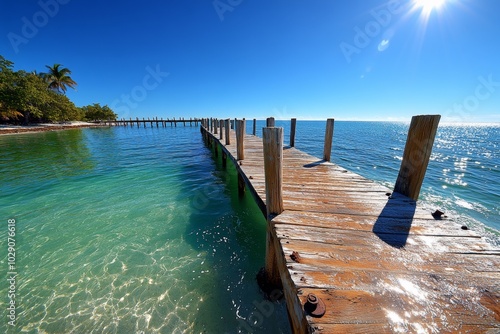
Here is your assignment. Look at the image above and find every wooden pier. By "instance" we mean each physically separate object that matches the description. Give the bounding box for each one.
[200,117,500,333]
[101,117,200,127]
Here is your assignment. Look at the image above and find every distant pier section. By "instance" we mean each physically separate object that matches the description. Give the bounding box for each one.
[102,117,200,127]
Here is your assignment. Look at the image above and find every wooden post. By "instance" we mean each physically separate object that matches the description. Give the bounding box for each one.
[266,117,275,127]
[225,119,230,145]
[262,127,284,286]
[253,118,256,136]
[238,173,245,196]
[394,115,441,201]
[222,151,227,167]
[236,119,245,161]
[323,118,335,161]
[290,118,297,147]
[214,119,218,135]
[219,119,223,140]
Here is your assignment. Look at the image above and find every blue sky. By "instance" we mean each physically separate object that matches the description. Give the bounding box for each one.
[1,0,499,122]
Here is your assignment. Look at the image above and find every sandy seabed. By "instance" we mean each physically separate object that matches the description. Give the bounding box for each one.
[0,122,108,135]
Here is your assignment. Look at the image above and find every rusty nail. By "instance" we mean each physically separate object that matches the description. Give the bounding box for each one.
[304,293,326,317]
[291,251,301,263]
[432,209,444,219]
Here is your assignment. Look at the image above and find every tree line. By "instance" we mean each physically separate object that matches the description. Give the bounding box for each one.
[0,55,117,124]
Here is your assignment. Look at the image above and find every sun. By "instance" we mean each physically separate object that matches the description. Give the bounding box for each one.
[413,0,447,14]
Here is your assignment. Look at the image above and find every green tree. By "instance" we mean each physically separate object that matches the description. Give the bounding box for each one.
[81,103,117,121]
[0,70,50,124]
[43,63,77,94]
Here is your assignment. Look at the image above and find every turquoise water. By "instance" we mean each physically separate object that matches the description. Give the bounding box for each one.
[0,127,291,333]
[250,120,500,245]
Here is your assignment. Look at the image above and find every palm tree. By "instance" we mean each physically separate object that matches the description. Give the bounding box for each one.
[43,64,77,94]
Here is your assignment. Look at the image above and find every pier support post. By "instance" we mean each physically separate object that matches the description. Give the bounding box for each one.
[214,119,218,135]
[290,118,297,147]
[225,119,230,145]
[222,151,227,167]
[236,119,245,161]
[253,119,256,136]
[219,120,223,140]
[266,117,275,127]
[323,118,335,161]
[394,115,441,201]
[262,127,284,287]
[238,173,245,196]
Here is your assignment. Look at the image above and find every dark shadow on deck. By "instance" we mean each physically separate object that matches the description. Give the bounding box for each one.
[303,160,327,168]
[372,195,416,248]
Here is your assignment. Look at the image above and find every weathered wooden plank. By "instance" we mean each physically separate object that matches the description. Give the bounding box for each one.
[297,288,500,330]
[273,210,479,237]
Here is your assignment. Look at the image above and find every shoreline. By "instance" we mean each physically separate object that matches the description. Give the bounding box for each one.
[0,122,109,135]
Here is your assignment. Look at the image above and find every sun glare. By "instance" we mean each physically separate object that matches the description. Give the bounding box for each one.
[414,0,447,14]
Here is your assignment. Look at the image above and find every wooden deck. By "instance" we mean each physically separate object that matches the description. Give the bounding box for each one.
[201,124,500,334]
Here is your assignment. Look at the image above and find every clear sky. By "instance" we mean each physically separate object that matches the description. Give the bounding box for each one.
[1,0,499,122]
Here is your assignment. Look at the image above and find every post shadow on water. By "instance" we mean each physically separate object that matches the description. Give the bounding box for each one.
[372,194,417,249]
[175,134,292,333]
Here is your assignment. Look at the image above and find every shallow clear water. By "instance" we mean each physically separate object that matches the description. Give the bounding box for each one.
[0,127,291,333]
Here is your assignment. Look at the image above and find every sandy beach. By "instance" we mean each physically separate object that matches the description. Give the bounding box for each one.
[0,122,108,135]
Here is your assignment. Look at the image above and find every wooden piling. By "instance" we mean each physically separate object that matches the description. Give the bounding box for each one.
[323,118,335,162]
[219,119,223,140]
[253,119,256,136]
[290,118,297,147]
[238,173,246,196]
[214,119,218,135]
[236,119,245,161]
[394,115,441,201]
[222,151,227,167]
[266,117,275,127]
[225,119,230,145]
[262,127,284,287]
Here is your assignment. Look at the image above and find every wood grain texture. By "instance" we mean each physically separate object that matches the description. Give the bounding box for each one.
[201,125,500,334]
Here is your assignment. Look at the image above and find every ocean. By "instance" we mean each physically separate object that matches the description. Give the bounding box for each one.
[0,121,498,333]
